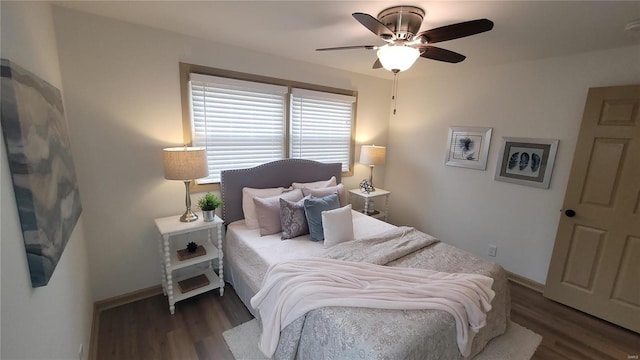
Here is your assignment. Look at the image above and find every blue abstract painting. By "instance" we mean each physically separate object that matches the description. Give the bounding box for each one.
[1,59,82,287]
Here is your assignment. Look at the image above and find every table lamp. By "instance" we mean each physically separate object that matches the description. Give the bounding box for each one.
[163,146,208,222]
[359,145,386,191]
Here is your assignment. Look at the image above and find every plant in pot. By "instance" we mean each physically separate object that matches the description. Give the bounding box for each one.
[197,192,222,222]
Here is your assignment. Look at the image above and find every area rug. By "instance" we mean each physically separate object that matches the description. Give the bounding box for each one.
[223,319,542,360]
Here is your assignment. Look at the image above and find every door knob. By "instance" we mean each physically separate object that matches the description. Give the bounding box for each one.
[564,209,576,217]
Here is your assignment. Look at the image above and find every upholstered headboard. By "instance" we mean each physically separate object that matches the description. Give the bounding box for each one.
[220,159,342,225]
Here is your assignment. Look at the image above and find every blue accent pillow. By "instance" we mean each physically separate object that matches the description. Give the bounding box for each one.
[304,193,340,241]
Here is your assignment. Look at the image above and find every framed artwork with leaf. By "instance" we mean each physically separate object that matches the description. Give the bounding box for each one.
[444,126,493,170]
[494,137,559,189]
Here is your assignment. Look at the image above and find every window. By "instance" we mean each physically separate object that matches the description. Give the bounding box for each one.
[190,74,288,184]
[183,65,356,185]
[290,89,355,172]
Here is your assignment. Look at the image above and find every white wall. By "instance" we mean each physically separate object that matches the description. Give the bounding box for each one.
[51,6,391,301]
[1,2,93,359]
[385,45,640,284]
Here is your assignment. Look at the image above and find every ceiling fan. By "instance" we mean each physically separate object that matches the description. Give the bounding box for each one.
[317,6,494,73]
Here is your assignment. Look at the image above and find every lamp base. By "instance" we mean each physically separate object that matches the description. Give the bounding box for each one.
[179,180,198,222]
[180,208,199,222]
[369,165,376,192]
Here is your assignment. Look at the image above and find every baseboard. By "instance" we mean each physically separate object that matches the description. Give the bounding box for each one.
[94,284,163,312]
[88,285,163,360]
[507,271,545,293]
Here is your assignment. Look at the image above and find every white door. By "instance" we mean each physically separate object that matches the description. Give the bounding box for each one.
[544,85,640,333]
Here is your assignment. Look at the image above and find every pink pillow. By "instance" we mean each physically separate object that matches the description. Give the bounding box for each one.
[302,183,348,207]
[242,187,287,229]
[254,189,304,236]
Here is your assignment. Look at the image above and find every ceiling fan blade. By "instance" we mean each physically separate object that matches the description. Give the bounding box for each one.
[372,58,382,69]
[352,12,396,40]
[316,45,376,51]
[418,46,466,63]
[417,19,494,44]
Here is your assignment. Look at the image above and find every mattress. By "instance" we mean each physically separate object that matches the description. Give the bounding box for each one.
[224,210,395,316]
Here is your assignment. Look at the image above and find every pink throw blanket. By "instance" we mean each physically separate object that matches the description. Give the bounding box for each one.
[250,258,495,358]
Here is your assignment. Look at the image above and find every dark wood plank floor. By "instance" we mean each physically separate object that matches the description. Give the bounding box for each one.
[97,282,639,360]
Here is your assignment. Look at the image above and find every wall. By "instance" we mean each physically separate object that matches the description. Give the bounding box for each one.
[1,2,93,359]
[51,7,391,301]
[385,45,640,284]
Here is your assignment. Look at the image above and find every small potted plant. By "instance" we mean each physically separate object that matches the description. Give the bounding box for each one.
[197,192,222,222]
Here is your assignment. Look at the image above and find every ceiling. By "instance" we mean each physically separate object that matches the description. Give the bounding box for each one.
[52,1,640,79]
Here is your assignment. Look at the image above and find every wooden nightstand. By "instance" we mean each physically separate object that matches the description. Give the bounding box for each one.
[348,188,391,222]
[154,214,224,314]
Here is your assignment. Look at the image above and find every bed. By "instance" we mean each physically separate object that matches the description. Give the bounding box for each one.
[220,159,510,360]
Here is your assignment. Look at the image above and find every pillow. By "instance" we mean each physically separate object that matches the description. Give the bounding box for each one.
[302,183,348,207]
[304,193,340,241]
[254,189,304,236]
[242,187,286,229]
[322,205,354,248]
[280,195,311,239]
[291,176,337,189]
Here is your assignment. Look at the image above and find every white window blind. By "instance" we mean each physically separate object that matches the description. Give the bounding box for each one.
[290,88,355,172]
[189,73,287,183]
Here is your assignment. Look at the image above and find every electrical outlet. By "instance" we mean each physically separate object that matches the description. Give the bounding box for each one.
[488,245,497,257]
[78,343,83,360]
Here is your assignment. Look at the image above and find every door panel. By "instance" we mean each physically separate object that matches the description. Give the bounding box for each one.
[611,236,639,308]
[545,85,640,333]
[599,99,638,125]
[581,138,627,207]
[561,225,605,290]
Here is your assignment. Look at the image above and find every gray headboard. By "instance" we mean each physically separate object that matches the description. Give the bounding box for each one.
[220,159,342,225]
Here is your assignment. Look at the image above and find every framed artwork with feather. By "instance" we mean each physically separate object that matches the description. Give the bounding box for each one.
[494,137,559,189]
[444,126,493,170]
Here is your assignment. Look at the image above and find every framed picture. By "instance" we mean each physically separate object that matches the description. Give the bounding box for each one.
[444,126,493,170]
[494,137,559,189]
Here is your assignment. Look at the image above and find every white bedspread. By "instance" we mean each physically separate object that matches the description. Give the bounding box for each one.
[224,210,395,314]
[251,258,496,358]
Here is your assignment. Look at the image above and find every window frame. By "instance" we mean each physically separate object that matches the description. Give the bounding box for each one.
[179,62,357,192]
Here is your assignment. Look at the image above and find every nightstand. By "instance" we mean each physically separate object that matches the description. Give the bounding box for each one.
[154,214,224,314]
[348,188,391,221]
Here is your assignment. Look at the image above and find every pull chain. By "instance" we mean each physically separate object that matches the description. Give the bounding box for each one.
[392,71,399,115]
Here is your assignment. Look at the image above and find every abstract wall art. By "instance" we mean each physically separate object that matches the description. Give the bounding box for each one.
[1,59,82,287]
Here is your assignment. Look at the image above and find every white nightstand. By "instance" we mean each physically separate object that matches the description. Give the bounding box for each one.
[154,214,224,314]
[348,188,391,222]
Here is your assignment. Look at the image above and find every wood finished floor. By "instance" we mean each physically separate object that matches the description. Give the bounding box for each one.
[96,282,639,360]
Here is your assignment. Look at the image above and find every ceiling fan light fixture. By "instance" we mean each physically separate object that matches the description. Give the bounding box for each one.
[376,45,420,72]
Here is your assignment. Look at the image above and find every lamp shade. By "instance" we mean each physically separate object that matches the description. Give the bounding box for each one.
[376,45,420,72]
[359,145,386,166]
[163,147,208,180]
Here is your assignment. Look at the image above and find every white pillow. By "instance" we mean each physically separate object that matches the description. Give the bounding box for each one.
[291,176,337,189]
[242,187,286,229]
[322,204,354,248]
